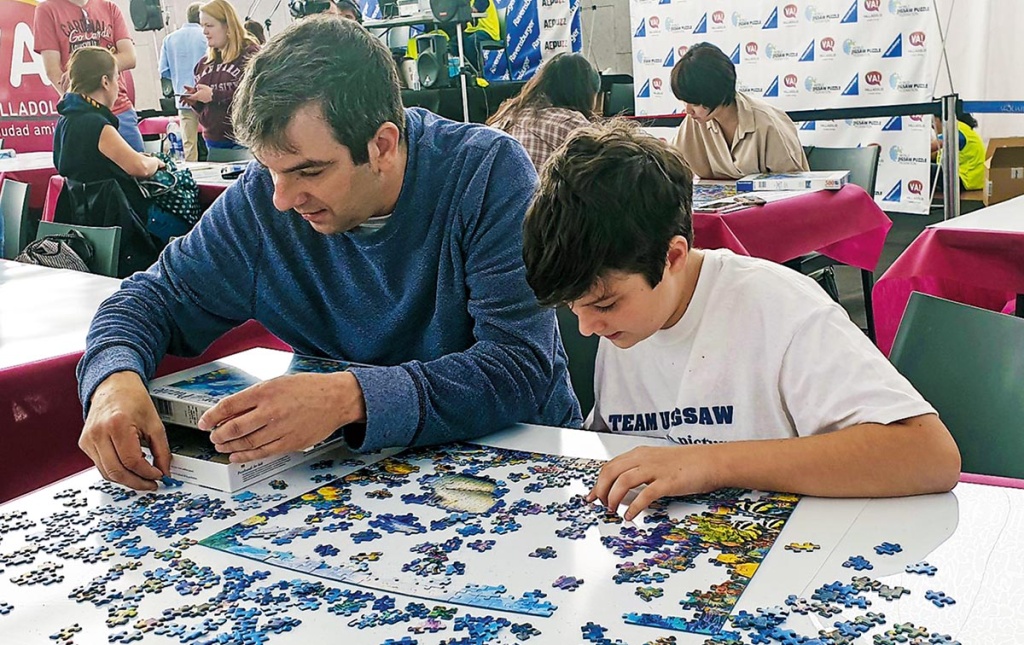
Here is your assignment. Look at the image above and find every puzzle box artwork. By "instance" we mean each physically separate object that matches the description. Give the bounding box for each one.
[201,443,799,635]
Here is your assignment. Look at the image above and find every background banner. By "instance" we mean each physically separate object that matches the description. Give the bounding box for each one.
[1,0,60,153]
[629,0,939,214]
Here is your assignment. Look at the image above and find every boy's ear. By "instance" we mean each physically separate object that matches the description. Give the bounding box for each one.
[665,235,690,274]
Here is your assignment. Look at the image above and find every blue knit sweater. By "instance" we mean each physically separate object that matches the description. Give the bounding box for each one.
[77,108,581,452]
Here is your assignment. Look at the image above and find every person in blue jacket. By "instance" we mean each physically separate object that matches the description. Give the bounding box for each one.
[76,16,580,491]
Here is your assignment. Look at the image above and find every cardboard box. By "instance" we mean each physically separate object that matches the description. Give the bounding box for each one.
[736,170,849,192]
[984,137,1024,206]
[144,424,346,492]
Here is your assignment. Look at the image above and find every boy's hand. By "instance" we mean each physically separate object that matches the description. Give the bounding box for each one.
[200,372,366,462]
[586,445,720,520]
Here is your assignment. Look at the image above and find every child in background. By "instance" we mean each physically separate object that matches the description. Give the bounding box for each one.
[522,120,960,520]
[931,107,985,192]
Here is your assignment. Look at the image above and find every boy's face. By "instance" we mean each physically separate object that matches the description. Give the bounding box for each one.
[567,270,679,349]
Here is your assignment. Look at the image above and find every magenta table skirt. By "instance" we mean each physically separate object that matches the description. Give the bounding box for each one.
[0,321,289,503]
[693,184,892,271]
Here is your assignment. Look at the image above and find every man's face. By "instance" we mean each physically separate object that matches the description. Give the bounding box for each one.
[567,270,677,349]
[258,104,382,235]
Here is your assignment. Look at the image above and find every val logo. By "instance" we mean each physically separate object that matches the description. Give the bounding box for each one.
[634,19,646,38]
[764,76,780,97]
[865,70,882,85]
[883,33,902,58]
[882,116,902,131]
[842,74,859,95]
[745,42,759,56]
[883,181,902,202]
[842,0,858,22]
[799,40,815,62]
[800,121,816,130]
[663,49,675,67]
[763,6,779,28]
[637,80,651,98]
[783,4,798,18]
[908,180,923,195]
[694,12,708,33]
[908,31,926,46]
[784,74,798,87]
[730,44,741,64]
[864,0,881,11]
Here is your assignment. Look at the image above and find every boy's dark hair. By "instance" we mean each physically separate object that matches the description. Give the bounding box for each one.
[523,120,693,307]
[670,42,736,110]
[232,16,405,164]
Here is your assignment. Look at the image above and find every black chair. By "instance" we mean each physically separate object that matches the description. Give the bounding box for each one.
[1,179,31,260]
[604,83,635,117]
[475,6,510,79]
[555,306,599,417]
[785,145,881,341]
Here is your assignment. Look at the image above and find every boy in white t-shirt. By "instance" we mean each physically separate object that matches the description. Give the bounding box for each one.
[522,121,960,520]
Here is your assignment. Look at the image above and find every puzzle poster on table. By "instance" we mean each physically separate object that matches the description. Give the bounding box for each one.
[201,443,799,636]
[630,0,939,214]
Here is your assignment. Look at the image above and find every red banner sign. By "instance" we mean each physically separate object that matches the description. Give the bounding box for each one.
[1,0,60,152]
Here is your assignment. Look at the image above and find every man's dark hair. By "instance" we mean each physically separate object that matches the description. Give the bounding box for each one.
[523,120,694,307]
[670,42,736,110]
[186,2,202,23]
[232,16,404,164]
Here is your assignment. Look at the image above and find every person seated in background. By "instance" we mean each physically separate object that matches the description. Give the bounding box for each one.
[182,0,261,161]
[54,47,163,199]
[522,120,960,520]
[931,107,985,192]
[288,0,362,22]
[327,0,362,21]
[244,19,268,44]
[487,53,600,169]
[75,16,579,492]
[670,43,807,180]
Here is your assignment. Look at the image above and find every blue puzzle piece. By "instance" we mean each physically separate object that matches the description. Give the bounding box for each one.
[925,590,956,607]
[842,555,873,571]
[873,541,902,556]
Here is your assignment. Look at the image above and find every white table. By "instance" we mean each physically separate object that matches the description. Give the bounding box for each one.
[0,424,1018,643]
[0,259,120,370]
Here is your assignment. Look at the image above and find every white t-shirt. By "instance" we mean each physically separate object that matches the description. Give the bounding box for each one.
[586,249,935,443]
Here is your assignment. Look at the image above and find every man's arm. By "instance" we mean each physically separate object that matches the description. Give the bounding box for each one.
[343,137,578,452]
[40,50,65,96]
[590,414,960,519]
[113,38,137,73]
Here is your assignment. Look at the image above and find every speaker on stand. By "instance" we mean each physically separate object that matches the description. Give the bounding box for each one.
[129,0,165,31]
[415,33,451,89]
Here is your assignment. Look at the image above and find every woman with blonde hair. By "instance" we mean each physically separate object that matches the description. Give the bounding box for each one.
[182,0,260,160]
[54,47,163,187]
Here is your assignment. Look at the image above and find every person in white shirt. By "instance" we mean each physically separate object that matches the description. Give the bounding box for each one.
[522,120,960,520]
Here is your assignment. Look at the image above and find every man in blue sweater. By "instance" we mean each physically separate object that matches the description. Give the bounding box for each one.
[77,16,580,491]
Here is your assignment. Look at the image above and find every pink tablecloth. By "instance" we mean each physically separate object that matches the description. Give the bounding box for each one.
[0,151,57,212]
[0,319,289,503]
[43,175,231,222]
[138,116,173,137]
[872,227,1024,355]
[693,184,892,271]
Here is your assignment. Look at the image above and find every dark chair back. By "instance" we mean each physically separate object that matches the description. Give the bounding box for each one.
[890,293,1024,480]
[35,220,122,277]
[805,145,880,197]
[605,83,635,117]
[1,179,31,259]
[401,89,442,114]
[555,306,599,417]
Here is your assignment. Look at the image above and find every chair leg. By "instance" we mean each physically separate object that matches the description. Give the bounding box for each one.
[1016,294,1024,318]
[861,268,876,343]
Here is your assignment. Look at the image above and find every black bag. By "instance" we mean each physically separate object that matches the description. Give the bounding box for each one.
[55,177,160,277]
[15,229,94,273]
[137,154,202,227]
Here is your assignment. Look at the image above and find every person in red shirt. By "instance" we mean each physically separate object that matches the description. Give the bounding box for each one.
[181,0,260,161]
[33,0,145,152]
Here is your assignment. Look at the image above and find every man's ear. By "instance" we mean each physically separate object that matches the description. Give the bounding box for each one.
[368,121,401,173]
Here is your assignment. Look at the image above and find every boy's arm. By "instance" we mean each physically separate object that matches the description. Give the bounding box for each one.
[589,413,960,519]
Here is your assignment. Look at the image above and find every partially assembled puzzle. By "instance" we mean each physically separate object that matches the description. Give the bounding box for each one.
[201,443,800,634]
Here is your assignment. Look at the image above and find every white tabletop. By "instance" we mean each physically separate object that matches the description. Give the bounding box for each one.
[931,193,1024,233]
[0,151,55,174]
[0,259,120,370]
[0,424,1018,644]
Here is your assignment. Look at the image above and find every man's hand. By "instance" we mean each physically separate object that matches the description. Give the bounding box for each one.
[586,445,721,521]
[200,372,366,463]
[80,371,171,491]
